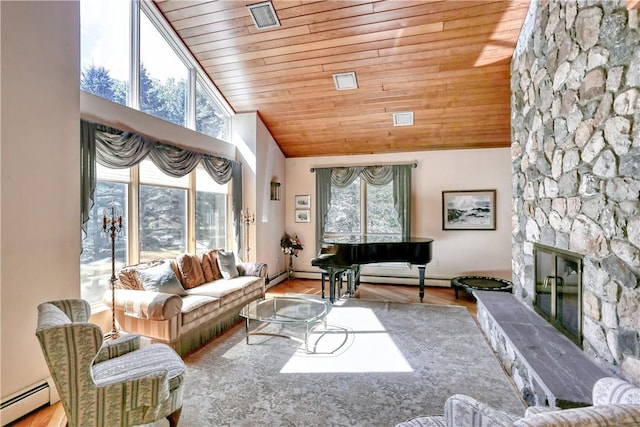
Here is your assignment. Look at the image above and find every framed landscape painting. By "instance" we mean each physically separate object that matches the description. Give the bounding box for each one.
[295,209,311,223]
[442,190,496,230]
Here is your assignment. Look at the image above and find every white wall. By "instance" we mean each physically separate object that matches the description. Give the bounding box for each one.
[1,0,80,403]
[285,148,513,286]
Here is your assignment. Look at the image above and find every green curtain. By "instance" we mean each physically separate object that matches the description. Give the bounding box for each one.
[80,119,243,249]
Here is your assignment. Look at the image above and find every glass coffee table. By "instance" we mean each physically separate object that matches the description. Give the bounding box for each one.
[239,296,332,353]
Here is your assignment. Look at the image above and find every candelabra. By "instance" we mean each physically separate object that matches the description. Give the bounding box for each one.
[242,207,255,261]
[103,204,123,340]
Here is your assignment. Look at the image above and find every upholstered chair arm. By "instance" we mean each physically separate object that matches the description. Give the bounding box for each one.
[513,404,640,426]
[93,369,171,410]
[523,406,560,417]
[93,333,141,364]
[592,377,640,405]
[444,394,521,427]
[105,289,183,321]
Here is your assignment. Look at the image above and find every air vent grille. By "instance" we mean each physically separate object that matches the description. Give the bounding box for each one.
[333,72,358,90]
[393,112,414,126]
[247,1,280,30]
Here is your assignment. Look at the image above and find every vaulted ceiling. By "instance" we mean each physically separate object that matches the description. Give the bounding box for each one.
[153,0,530,158]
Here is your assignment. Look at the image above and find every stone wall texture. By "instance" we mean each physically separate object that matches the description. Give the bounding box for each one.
[511,0,640,383]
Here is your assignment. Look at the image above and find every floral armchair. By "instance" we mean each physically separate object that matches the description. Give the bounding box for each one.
[396,377,640,427]
[35,299,186,427]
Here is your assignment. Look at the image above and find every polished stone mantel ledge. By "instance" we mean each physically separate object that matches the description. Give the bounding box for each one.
[475,290,611,408]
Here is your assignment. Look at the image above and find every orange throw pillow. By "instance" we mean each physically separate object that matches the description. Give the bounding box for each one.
[199,252,214,282]
[176,253,205,289]
[206,249,223,280]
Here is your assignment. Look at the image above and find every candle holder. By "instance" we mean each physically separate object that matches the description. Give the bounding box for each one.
[242,207,255,261]
[102,204,123,340]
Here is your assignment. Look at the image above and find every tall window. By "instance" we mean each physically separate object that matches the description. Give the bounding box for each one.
[80,165,130,305]
[325,177,401,237]
[80,0,231,139]
[80,0,129,105]
[139,159,188,261]
[195,166,227,251]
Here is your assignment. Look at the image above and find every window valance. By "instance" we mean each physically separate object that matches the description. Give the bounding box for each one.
[80,120,242,250]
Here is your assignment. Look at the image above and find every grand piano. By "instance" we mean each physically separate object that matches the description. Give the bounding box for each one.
[311,235,434,302]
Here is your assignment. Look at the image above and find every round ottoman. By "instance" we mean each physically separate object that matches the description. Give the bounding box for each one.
[450,276,513,299]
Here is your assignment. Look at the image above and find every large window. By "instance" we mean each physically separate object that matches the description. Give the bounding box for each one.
[80,166,130,305]
[80,0,231,139]
[80,160,228,305]
[325,177,401,237]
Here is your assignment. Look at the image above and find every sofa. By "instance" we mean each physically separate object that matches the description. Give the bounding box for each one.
[104,249,267,356]
[396,376,640,427]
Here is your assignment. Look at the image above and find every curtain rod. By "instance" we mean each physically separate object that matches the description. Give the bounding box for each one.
[310,162,417,172]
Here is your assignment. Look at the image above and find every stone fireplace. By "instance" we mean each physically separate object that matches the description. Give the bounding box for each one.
[511,0,640,385]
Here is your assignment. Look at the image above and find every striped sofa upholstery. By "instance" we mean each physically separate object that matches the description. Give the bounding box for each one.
[397,377,640,427]
[36,299,186,427]
[105,252,267,356]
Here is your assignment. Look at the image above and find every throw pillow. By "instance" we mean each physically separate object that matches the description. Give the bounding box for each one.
[199,252,215,282]
[176,253,206,289]
[216,250,239,279]
[206,249,223,280]
[118,260,164,290]
[137,262,187,296]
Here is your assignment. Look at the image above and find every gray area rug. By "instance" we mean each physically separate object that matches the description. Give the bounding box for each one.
[165,299,524,426]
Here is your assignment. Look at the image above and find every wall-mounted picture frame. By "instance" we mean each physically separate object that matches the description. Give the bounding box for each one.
[295,194,311,209]
[295,209,311,223]
[442,189,496,230]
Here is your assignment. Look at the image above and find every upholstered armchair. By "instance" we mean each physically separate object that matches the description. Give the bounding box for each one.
[396,376,640,427]
[35,299,186,427]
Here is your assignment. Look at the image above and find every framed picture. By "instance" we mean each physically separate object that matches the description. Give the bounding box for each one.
[295,194,311,209]
[295,209,311,223]
[442,190,496,230]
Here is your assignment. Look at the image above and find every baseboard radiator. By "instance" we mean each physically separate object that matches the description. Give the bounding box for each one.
[1,381,49,426]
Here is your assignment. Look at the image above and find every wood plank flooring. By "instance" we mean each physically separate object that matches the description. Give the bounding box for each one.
[11,280,475,427]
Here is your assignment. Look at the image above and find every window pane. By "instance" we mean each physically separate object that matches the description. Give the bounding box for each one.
[140,11,187,127]
[80,0,128,105]
[139,158,189,188]
[139,186,187,261]
[367,182,401,235]
[81,182,128,305]
[196,166,227,251]
[196,79,229,140]
[325,178,360,235]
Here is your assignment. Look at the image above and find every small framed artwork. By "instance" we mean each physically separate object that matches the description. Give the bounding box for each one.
[442,190,496,230]
[295,209,311,223]
[295,194,311,209]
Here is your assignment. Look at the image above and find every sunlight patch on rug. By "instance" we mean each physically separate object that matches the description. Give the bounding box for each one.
[280,306,413,373]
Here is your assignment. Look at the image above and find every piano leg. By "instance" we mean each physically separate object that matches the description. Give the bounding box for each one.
[417,265,426,302]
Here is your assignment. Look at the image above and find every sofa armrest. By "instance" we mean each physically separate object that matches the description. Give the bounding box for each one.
[514,404,640,427]
[94,333,141,364]
[238,261,268,278]
[593,377,640,405]
[444,394,521,427]
[105,289,183,321]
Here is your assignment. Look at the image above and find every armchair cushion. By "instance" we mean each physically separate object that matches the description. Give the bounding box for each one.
[514,404,640,427]
[593,377,640,405]
[137,261,187,296]
[94,333,141,364]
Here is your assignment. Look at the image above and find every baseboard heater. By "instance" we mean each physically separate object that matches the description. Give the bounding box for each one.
[1,381,49,426]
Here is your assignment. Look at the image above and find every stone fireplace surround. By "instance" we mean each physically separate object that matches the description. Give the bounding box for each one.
[509,0,640,393]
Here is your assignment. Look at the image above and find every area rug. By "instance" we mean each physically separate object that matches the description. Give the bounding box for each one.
[173,299,525,426]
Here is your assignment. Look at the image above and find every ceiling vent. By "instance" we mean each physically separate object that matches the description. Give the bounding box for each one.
[333,72,358,90]
[393,112,414,126]
[247,1,280,30]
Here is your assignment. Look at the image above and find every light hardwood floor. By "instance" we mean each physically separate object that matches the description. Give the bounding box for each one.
[12,279,475,427]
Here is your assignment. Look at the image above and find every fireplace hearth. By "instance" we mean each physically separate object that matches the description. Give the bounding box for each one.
[533,244,583,347]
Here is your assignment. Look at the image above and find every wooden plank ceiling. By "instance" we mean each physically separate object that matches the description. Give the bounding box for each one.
[154,0,530,158]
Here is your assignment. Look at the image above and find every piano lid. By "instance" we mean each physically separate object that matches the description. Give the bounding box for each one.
[322,235,434,245]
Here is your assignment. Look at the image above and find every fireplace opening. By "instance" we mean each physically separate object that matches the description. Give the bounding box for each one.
[533,243,583,347]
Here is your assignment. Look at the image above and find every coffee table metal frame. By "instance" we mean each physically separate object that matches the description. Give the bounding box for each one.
[239,296,332,353]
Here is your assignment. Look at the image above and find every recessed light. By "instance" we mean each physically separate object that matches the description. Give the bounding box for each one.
[247,1,280,30]
[333,72,358,90]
